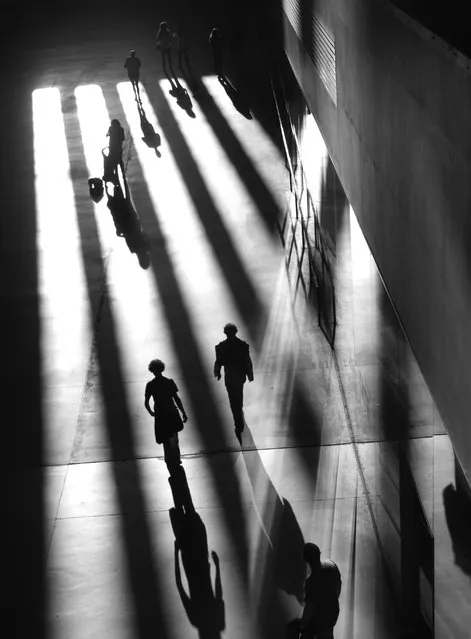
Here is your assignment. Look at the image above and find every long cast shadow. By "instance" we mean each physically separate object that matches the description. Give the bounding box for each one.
[145,80,268,345]
[193,79,282,236]
[63,90,170,639]
[169,466,226,639]
[104,86,251,588]
[239,426,305,633]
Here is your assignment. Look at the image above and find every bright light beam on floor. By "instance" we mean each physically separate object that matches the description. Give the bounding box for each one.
[33,87,92,456]
[161,77,283,313]
[74,83,172,393]
[116,82,244,386]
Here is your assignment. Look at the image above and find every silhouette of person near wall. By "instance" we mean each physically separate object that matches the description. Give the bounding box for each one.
[214,323,253,441]
[156,21,173,76]
[299,543,342,639]
[145,359,188,474]
[124,49,141,101]
[209,27,224,77]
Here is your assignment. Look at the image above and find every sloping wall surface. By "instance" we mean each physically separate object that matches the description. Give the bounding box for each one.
[282,0,471,483]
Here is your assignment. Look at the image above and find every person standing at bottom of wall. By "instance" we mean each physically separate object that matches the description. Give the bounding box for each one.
[145,359,188,475]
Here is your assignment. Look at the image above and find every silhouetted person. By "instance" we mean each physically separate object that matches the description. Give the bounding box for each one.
[214,323,253,440]
[145,359,188,474]
[156,21,173,76]
[103,119,125,181]
[124,49,141,101]
[137,102,162,156]
[300,543,342,639]
[209,27,223,77]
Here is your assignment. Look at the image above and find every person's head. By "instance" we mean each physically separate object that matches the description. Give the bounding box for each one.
[130,49,136,57]
[148,359,165,375]
[223,323,238,337]
[110,118,120,128]
[303,543,321,570]
[160,21,168,30]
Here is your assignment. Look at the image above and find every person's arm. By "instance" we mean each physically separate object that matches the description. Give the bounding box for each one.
[214,345,222,380]
[173,392,188,422]
[246,345,254,382]
[144,383,154,416]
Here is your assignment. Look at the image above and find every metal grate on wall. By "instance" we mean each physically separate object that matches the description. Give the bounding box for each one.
[282,0,337,106]
[311,15,337,105]
[283,0,302,40]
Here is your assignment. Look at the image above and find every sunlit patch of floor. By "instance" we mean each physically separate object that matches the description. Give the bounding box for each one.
[33,87,92,457]
[159,77,285,308]
[116,82,246,384]
[201,75,286,199]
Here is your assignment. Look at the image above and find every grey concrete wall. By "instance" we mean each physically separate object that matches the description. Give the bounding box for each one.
[282,0,471,483]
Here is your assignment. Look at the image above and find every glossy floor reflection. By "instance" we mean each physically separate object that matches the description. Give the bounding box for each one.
[15,6,471,638]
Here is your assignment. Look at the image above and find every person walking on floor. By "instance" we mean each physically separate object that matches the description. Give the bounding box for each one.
[124,49,141,100]
[156,20,173,75]
[299,543,342,639]
[214,323,253,441]
[209,27,224,77]
[145,359,188,474]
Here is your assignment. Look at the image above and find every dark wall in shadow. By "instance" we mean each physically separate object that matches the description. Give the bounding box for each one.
[1,75,46,639]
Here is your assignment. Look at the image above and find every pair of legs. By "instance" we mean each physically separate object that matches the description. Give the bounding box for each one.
[225,379,245,430]
[160,48,173,76]
[163,433,181,474]
[129,76,140,100]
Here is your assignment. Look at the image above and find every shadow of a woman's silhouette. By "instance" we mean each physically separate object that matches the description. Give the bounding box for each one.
[137,101,162,157]
[218,75,252,119]
[169,466,225,638]
[103,165,150,269]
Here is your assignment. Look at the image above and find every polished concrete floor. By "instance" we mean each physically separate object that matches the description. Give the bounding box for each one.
[4,2,471,638]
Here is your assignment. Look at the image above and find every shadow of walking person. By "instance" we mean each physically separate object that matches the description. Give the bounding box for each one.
[169,466,225,638]
[218,75,252,119]
[443,483,471,576]
[240,425,305,606]
[168,75,196,118]
[137,101,162,157]
[104,167,150,269]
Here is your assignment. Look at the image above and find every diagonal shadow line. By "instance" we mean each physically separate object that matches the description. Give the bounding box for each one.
[194,79,282,236]
[104,85,251,589]
[144,80,268,344]
[145,81,327,473]
[62,92,170,639]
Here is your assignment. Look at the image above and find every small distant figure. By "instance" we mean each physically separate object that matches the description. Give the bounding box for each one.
[209,27,224,77]
[103,119,125,181]
[156,21,173,75]
[124,49,141,101]
[300,543,342,639]
[214,323,253,441]
[145,359,188,475]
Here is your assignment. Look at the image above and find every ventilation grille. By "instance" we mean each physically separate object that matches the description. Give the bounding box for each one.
[311,16,337,105]
[283,0,302,40]
[282,0,337,106]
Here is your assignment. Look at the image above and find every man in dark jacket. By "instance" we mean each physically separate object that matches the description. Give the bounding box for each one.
[300,543,342,639]
[214,323,253,440]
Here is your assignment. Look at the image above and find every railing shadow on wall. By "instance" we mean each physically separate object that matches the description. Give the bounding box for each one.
[270,72,337,347]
